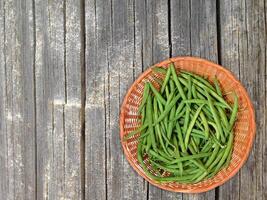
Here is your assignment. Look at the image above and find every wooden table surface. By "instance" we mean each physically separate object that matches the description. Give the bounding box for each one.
[0,0,266,199]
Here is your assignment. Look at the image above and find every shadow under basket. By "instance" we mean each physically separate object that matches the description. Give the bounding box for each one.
[120,57,256,193]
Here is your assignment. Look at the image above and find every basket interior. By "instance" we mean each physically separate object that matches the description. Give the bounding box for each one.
[120,58,255,193]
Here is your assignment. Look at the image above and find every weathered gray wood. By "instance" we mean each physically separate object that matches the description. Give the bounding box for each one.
[218,0,266,200]
[0,0,36,199]
[84,0,107,199]
[171,0,218,199]
[35,0,82,199]
[64,0,83,199]
[0,0,8,199]
[35,0,65,199]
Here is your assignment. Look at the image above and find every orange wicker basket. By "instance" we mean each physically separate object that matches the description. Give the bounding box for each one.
[120,57,256,193]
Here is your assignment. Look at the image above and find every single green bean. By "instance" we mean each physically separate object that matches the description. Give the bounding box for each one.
[199,111,209,139]
[160,66,172,93]
[172,135,183,175]
[149,83,167,105]
[167,106,176,139]
[184,105,204,148]
[176,123,186,153]
[147,95,157,151]
[170,63,187,100]
[138,82,150,113]
[229,94,238,131]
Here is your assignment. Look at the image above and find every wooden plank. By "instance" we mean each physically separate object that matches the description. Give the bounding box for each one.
[35,0,83,199]
[64,0,83,199]
[0,0,36,199]
[0,0,8,199]
[218,0,266,200]
[84,0,107,199]
[171,0,218,199]
[35,0,65,199]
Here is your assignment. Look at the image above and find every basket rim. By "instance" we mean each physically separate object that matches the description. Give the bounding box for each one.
[119,56,256,193]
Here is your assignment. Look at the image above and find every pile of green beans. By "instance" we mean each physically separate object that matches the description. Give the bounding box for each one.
[124,63,238,183]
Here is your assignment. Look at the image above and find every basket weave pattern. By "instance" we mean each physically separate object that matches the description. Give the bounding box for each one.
[120,57,256,193]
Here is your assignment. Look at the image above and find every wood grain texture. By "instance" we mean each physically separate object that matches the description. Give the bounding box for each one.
[84,0,107,199]
[171,0,218,199]
[218,0,266,200]
[35,0,65,198]
[0,0,36,199]
[0,0,266,199]
[0,0,7,198]
[65,0,83,199]
[35,0,82,199]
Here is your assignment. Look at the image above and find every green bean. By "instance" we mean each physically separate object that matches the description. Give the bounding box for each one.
[212,132,233,173]
[194,136,200,147]
[147,95,157,151]
[193,171,208,183]
[159,123,176,150]
[176,123,186,153]
[145,134,152,152]
[167,106,176,139]
[158,173,197,182]
[170,79,175,93]
[149,83,167,105]
[200,111,209,138]
[170,63,187,100]
[213,77,222,96]
[137,141,161,181]
[187,76,232,109]
[169,152,212,164]
[183,99,229,109]
[192,84,197,98]
[172,135,183,175]
[161,66,172,93]
[200,140,213,153]
[157,149,174,161]
[152,66,167,74]
[138,82,150,113]
[123,122,148,140]
[187,75,192,99]
[207,148,225,171]
[154,93,181,124]
[181,71,216,92]
[205,145,220,167]
[189,112,204,131]
[229,94,238,131]
[182,107,191,134]
[153,97,170,156]
[150,160,181,175]
[184,105,204,148]
[190,138,199,153]
[175,101,185,118]
[165,85,170,98]
[191,132,206,139]
[149,149,172,164]
[205,90,226,143]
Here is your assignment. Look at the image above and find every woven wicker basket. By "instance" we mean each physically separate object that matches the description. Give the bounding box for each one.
[120,57,256,193]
